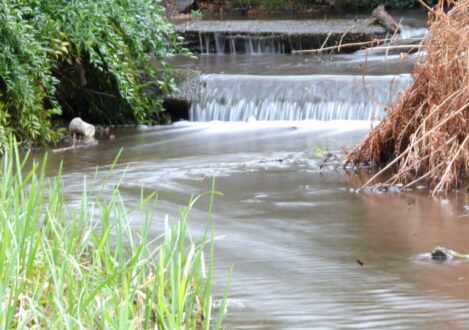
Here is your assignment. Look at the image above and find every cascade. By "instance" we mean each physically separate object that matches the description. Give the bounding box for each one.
[198,32,289,55]
[190,74,411,122]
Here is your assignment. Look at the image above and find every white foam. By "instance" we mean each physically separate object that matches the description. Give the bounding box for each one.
[190,74,411,122]
[174,119,376,132]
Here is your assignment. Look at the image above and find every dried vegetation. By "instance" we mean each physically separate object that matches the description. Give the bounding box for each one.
[346,0,469,194]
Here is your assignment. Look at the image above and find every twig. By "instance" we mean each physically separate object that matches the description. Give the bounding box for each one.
[399,136,457,188]
[360,45,424,51]
[319,32,332,51]
[384,135,453,187]
[385,17,404,59]
[432,136,469,195]
[52,145,77,153]
[417,0,434,11]
[400,162,444,189]
[85,89,117,98]
[292,37,423,54]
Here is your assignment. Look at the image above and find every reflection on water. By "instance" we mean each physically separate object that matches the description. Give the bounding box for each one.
[34,123,469,329]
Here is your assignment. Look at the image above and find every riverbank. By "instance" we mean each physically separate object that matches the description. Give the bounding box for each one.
[347,0,468,193]
[0,142,226,328]
[0,0,179,149]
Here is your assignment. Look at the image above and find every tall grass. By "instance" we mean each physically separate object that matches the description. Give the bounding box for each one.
[0,141,228,328]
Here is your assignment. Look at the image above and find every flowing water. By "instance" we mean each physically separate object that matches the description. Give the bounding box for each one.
[42,123,469,329]
[190,74,411,121]
[41,14,469,329]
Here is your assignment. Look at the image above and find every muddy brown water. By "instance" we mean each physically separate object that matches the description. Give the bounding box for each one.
[37,122,469,329]
[36,15,469,329]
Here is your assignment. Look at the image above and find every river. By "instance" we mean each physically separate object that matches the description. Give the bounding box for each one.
[37,13,469,329]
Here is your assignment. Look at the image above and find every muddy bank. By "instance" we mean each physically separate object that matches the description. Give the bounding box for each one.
[176,19,387,54]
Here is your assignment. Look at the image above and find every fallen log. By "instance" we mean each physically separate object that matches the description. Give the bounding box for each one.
[372,5,401,34]
[356,44,423,51]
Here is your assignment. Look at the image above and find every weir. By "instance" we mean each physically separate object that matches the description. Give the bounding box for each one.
[190,74,411,121]
[177,20,387,54]
[197,32,288,55]
[168,23,426,123]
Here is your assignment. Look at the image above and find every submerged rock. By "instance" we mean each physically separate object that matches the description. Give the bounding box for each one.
[431,246,452,261]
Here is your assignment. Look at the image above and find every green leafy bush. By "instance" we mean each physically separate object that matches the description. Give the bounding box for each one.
[0,0,180,148]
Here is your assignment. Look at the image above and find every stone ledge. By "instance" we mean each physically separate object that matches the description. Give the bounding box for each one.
[176,19,387,53]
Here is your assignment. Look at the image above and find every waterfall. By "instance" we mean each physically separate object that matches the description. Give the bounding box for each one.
[198,32,288,55]
[190,74,411,122]
[399,24,428,39]
[192,23,427,55]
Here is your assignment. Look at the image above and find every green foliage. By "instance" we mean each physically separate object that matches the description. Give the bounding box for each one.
[0,139,228,328]
[0,0,180,148]
[191,9,204,20]
[312,146,327,158]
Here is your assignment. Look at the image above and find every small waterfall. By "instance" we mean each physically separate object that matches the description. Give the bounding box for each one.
[178,20,389,55]
[400,24,428,39]
[198,32,289,55]
[190,74,411,122]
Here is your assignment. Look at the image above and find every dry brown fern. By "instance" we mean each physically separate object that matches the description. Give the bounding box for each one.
[346,0,469,194]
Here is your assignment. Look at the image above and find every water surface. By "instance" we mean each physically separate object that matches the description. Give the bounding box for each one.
[39,123,469,329]
[39,12,469,329]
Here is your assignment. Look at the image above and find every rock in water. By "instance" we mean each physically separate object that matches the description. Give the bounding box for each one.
[69,117,95,138]
[431,246,452,260]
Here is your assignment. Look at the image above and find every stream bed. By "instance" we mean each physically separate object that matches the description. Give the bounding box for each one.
[41,14,469,329]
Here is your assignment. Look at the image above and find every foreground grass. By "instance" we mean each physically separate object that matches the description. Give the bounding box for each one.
[0,143,227,328]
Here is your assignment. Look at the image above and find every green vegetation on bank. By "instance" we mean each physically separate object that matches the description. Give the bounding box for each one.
[0,140,227,328]
[0,0,181,148]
